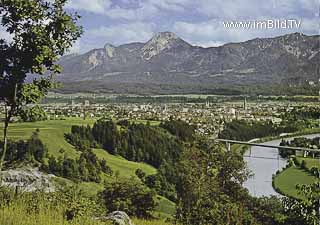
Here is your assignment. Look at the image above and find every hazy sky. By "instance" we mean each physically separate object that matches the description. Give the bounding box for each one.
[1,0,319,53]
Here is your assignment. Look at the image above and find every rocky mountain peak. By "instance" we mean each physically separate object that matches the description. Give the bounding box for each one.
[152,31,178,41]
[142,31,186,60]
[57,32,319,94]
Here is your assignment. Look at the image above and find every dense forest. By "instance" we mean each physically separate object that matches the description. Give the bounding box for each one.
[66,119,186,168]
[282,107,320,120]
[43,149,113,182]
[218,120,298,141]
[65,119,191,200]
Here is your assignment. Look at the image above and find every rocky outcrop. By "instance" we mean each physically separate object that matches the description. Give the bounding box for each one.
[0,167,55,192]
[95,211,134,225]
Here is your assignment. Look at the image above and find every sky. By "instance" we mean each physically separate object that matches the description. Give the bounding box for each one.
[1,0,320,53]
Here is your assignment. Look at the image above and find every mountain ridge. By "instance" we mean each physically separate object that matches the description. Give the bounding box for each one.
[56,32,320,94]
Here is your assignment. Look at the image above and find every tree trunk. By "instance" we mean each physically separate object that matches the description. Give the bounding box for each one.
[0,105,9,171]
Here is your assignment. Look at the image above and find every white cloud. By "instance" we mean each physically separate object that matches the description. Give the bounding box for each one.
[150,0,193,12]
[173,16,318,48]
[66,0,319,51]
[191,41,225,48]
[66,0,112,14]
[192,0,319,21]
[106,3,158,20]
[65,0,194,20]
[87,22,155,45]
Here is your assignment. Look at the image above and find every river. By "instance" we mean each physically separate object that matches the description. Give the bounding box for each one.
[243,133,320,197]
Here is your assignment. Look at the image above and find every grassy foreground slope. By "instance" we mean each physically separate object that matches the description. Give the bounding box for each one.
[0,199,174,225]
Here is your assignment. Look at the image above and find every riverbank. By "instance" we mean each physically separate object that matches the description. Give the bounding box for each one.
[242,131,319,197]
[271,133,319,199]
[273,165,318,199]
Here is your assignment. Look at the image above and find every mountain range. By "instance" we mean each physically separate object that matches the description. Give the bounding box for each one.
[56,32,320,94]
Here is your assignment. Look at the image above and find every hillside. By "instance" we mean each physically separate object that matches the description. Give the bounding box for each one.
[0,118,157,177]
[56,32,320,94]
[0,119,176,217]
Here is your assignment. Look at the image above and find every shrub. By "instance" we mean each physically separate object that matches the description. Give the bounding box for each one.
[99,179,156,218]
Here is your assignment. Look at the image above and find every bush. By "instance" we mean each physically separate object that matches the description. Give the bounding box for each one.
[2,130,47,165]
[99,179,156,218]
[44,149,112,182]
[310,167,319,176]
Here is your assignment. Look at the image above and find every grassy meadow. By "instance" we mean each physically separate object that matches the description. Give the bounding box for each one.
[273,166,318,199]
[296,156,320,170]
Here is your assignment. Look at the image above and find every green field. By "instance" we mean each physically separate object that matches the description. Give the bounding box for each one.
[0,118,174,218]
[273,156,319,199]
[1,118,97,159]
[296,157,320,170]
[273,166,317,199]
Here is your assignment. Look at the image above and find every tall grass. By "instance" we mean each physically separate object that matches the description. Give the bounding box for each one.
[0,187,173,225]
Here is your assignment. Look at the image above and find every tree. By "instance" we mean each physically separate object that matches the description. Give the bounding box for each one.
[26,129,47,162]
[296,182,320,225]
[99,179,157,218]
[19,105,47,122]
[175,142,251,225]
[0,0,82,170]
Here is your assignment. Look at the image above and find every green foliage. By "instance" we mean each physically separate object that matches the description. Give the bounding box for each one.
[175,142,253,225]
[219,120,298,141]
[279,137,320,158]
[143,162,178,202]
[273,166,317,199]
[160,119,195,142]
[67,119,183,168]
[43,149,112,183]
[280,181,320,225]
[2,129,47,164]
[0,0,82,171]
[65,125,98,151]
[279,139,296,158]
[19,105,48,122]
[135,168,146,180]
[282,107,320,121]
[92,119,119,153]
[99,179,157,218]
[295,182,320,224]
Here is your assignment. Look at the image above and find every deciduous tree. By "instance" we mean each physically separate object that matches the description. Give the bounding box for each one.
[0,0,82,170]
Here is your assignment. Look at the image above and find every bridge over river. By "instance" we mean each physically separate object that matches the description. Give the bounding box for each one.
[213,134,320,196]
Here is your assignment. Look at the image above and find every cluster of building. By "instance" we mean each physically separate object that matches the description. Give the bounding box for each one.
[1,96,317,138]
